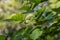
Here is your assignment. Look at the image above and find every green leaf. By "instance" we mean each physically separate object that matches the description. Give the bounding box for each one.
[11,27,32,40]
[20,5,31,10]
[36,7,46,21]
[46,35,53,40]
[45,13,54,20]
[52,7,60,12]
[30,0,41,4]
[11,28,25,40]
[30,29,43,40]
[0,35,6,40]
[11,13,25,21]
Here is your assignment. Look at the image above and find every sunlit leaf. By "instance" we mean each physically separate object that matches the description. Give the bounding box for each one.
[30,29,43,40]
[11,13,25,21]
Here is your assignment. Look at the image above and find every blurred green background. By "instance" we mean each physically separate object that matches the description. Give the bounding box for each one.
[0,0,60,40]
